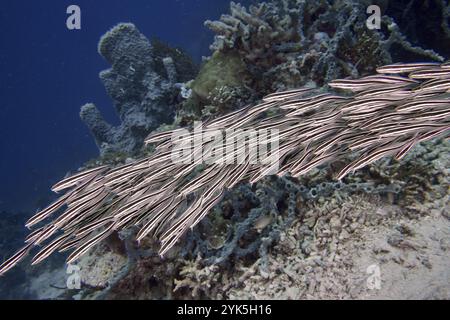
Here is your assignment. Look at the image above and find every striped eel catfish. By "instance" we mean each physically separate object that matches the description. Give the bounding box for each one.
[1,61,449,275]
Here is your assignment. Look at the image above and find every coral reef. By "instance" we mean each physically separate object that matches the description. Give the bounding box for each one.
[204,0,445,96]
[80,23,198,156]
[2,0,449,301]
[221,138,450,299]
[176,0,448,126]
[224,139,448,299]
[5,60,447,279]
[225,195,450,299]
[63,138,449,300]
[60,1,450,300]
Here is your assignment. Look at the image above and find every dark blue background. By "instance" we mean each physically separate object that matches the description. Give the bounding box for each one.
[0,0,254,213]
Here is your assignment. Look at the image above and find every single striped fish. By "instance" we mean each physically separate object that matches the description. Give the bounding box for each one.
[263,87,315,102]
[376,62,440,74]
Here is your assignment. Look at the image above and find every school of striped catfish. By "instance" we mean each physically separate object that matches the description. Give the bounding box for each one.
[0,61,449,276]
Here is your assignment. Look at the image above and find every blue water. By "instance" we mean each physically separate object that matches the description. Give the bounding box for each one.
[0,0,254,213]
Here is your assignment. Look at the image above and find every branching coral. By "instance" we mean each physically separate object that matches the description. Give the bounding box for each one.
[204,0,445,95]
[176,0,448,129]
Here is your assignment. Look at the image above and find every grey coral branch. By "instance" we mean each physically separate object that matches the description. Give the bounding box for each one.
[381,16,445,62]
